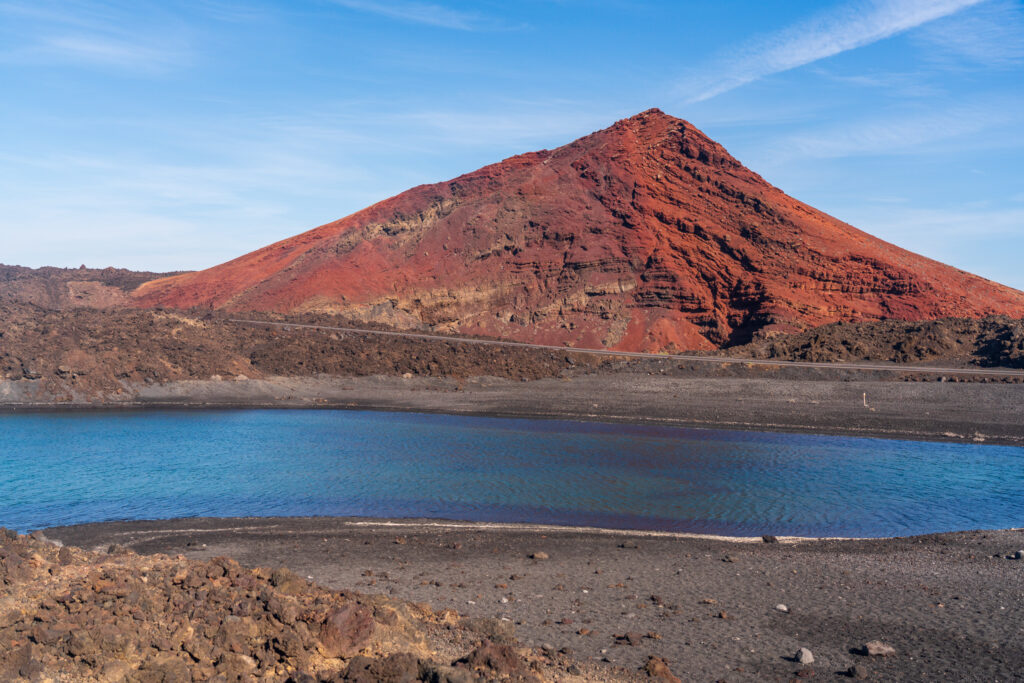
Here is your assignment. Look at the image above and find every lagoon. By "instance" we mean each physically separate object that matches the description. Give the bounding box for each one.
[1,409,1022,537]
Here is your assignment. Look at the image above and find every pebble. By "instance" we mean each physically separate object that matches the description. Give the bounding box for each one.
[530,551,549,560]
[775,604,789,613]
[796,647,814,665]
[863,640,896,657]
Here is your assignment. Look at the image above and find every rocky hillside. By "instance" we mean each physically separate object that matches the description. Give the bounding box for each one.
[0,264,182,310]
[730,316,1024,367]
[132,109,1024,352]
[2,300,1023,403]
[0,303,592,400]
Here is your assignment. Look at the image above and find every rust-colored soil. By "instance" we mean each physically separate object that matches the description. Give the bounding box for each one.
[132,109,1024,351]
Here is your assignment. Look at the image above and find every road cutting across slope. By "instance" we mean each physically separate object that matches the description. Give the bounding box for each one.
[228,319,1024,377]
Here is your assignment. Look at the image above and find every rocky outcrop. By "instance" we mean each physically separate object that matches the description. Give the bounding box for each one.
[729,315,1024,368]
[0,265,181,310]
[131,109,1024,351]
[0,530,555,681]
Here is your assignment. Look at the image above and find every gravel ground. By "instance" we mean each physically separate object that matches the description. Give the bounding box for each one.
[48,517,1024,682]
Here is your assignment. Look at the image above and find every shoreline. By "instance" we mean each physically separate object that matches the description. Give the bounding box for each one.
[38,513,1024,545]
[43,515,1024,681]
[2,398,1017,446]
[3,372,1024,446]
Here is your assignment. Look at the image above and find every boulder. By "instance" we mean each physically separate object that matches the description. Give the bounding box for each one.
[319,604,375,658]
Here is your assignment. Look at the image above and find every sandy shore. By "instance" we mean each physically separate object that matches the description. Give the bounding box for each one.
[4,370,1024,446]
[46,517,1024,681]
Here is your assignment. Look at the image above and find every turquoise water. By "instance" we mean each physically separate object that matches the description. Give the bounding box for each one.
[1,409,1022,537]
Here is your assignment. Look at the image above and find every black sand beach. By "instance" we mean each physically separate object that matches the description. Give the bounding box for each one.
[5,369,1024,446]
[47,517,1024,682]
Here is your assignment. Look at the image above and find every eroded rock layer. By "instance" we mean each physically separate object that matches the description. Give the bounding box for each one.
[132,109,1024,351]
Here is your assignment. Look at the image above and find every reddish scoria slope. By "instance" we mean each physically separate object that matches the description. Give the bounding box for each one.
[132,109,1024,351]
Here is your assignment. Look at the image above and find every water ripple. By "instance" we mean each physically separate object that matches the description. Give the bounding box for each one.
[1,410,1022,537]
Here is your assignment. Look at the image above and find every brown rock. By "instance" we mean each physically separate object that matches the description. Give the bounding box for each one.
[319,604,375,658]
[132,653,192,683]
[459,639,526,676]
[270,567,308,595]
[644,655,682,682]
[215,652,258,678]
[615,632,643,646]
[57,546,74,565]
[6,644,43,679]
[341,652,424,682]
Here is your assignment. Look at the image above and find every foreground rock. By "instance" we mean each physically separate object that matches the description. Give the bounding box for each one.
[0,529,600,681]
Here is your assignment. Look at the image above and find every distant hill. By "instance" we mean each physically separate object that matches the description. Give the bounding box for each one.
[130,108,1024,351]
[0,264,185,310]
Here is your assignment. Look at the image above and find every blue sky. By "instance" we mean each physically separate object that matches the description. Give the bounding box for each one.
[1,0,1022,289]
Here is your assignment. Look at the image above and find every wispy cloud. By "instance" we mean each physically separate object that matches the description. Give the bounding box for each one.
[0,1,192,72]
[915,0,1024,67]
[808,67,943,97]
[773,98,1021,160]
[0,97,608,271]
[329,0,497,31]
[35,34,185,69]
[681,0,985,102]
[391,107,618,147]
[857,205,1024,283]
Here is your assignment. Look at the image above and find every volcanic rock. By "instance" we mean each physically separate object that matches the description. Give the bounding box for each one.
[132,109,1024,351]
[319,604,375,658]
[0,531,569,682]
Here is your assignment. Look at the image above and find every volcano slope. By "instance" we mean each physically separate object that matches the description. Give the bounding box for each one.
[131,109,1024,352]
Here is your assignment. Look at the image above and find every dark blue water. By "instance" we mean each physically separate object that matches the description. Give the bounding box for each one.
[1,410,1022,537]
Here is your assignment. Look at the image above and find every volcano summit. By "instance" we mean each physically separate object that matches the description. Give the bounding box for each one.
[132,109,1024,351]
